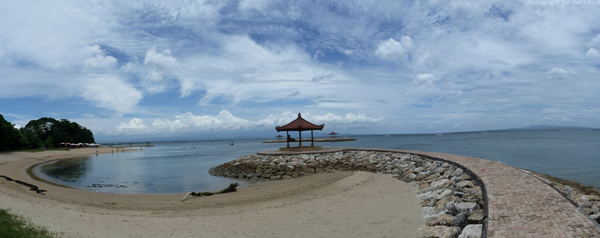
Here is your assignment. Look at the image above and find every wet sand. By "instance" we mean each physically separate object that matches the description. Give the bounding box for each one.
[0,148,425,238]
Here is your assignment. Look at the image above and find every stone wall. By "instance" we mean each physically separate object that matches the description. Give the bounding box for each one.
[210,150,487,238]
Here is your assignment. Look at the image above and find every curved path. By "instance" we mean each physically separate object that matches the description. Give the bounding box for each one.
[260,148,600,237]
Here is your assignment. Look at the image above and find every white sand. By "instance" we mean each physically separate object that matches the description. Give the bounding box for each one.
[0,148,424,237]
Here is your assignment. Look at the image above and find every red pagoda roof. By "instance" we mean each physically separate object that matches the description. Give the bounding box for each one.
[276,113,324,132]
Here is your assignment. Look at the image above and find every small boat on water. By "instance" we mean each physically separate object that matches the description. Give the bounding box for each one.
[230,139,234,146]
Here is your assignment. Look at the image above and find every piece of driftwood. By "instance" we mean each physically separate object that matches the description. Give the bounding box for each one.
[0,175,47,194]
[181,183,239,202]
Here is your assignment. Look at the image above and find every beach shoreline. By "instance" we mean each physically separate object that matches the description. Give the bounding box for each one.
[0,148,425,238]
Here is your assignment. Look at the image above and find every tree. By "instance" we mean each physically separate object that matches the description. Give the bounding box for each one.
[0,114,12,151]
[20,127,42,149]
[25,117,95,148]
[0,114,29,151]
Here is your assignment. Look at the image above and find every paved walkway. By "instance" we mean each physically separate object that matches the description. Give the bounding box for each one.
[259,148,600,237]
[403,150,600,238]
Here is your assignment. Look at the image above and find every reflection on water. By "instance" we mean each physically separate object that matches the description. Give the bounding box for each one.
[42,157,91,181]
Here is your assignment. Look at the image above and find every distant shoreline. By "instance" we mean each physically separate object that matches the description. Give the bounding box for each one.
[262,137,356,143]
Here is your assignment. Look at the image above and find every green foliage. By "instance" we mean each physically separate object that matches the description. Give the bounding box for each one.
[0,114,95,150]
[24,117,95,148]
[0,114,29,151]
[0,209,59,238]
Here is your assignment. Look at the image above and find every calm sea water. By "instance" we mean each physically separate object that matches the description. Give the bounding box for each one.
[36,130,600,194]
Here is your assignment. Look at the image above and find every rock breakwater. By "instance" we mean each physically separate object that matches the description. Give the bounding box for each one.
[210,150,486,238]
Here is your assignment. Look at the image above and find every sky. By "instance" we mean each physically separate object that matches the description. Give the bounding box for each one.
[1,0,600,143]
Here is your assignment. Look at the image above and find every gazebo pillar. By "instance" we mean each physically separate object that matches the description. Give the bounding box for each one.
[311,130,314,147]
[286,131,290,148]
[298,131,302,147]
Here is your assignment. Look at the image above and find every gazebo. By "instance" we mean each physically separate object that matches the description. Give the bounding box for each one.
[275,113,324,151]
[329,131,338,138]
[276,135,284,140]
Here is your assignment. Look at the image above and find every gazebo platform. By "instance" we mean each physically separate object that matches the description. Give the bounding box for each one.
[278,146,323,152]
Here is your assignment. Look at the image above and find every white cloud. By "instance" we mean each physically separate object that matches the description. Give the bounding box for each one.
[83,45,117,69]
[587,48,600,58]
[151,110,252,132]
[547,67,576,79]
[144,48,177,71]
[343,49,353,55]
[413,74,440,86]
[120,62,134,72]
[85,54,117,69]
[117,118,147,130]
[560,117,571,122]
[547,68,569,74]
[142,48,179,93]
[80,75,143,113]
[375,38,409,60]
[110,111,383,135]
[400,36,414,50]
[307,113,383,124]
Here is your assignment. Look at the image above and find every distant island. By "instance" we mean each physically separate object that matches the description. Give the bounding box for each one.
[501,125,598,131]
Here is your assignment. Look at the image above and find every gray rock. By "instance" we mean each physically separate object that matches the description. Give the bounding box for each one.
[468,210,484,224]
[454,202,481,214]
[431,179,450,188]
[417,226,461,238]
[436,189,453,200]
[592,205,599,215]
[426,214,455,226]
[591,214,600,223]
[458,224,482,238]
[579,202,593,209]
[422,206,436,216]
[451,212,468,229]
[403,173,417,182]
[562,186,572,195]
[455,180,474,189]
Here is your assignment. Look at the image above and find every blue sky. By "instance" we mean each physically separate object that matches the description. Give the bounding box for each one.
[1,0,600,143]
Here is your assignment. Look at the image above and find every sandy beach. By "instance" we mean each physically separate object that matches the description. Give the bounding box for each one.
[0,148,425,238]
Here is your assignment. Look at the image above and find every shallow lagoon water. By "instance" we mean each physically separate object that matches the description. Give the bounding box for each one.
[36,139,281,194]
[38,130,600,194]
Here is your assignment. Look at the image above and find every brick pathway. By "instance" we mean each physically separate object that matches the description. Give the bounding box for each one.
[401,150,600,238]
[259,148,600,237]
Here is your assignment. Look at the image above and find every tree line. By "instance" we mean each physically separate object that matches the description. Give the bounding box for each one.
[0,114,95,151]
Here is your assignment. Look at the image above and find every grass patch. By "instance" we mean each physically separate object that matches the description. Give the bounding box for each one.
[0,209,60,238]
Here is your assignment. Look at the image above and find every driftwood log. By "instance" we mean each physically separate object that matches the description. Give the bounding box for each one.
[181,183,239,202]
[0,175,46,194]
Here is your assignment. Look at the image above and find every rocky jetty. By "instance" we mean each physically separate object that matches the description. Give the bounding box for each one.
[210,150,486,238]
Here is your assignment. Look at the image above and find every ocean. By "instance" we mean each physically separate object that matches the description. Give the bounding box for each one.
[35,129,600,194]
